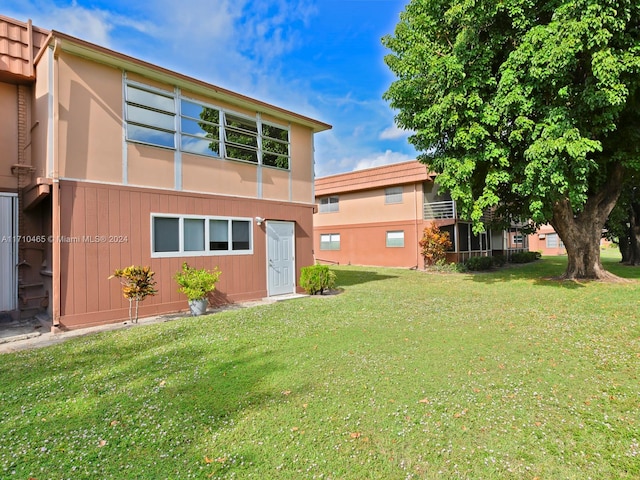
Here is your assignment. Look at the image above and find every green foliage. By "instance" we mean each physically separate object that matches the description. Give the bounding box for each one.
[299,264,336,295]
[174,263,221,301]
[510,251,541,264]
[419,222,453,267]
[465,255,494,271]
[109,265,158,322]
[383,0,640,277]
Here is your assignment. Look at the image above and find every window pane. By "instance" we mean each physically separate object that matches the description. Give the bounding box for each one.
[181,117,219,137]
[386,231,404,247]
[385,187,403,204]
[263,153,289,169]
[154,217,179,252]
[181,101,220,124]
[225,113,258,133]
[184,218,205,251]
[210,220,229,251]
[320,233,340,250]
[127,86,174,112]
[232,220,250,250]
[127,104,175,131]
[319,196,339,213]
[128,124,175,148]
[181,135,220,157]
[226,144,258,163]
[262,124,288,141]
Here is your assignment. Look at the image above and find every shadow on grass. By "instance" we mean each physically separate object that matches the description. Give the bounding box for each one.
[332,268,398,287]
[0,320,304,477]
[466,255,640,287]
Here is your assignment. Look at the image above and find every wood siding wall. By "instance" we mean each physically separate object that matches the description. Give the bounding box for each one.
[58,180,314,329]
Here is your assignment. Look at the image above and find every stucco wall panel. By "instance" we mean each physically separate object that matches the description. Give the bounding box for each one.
[314,220,422,268]
[57,54,122,182]
[289,124,313,203]
[262,167,289,201]
[0,82,18,190]
[182,153,257,196]
[127,144,174,189]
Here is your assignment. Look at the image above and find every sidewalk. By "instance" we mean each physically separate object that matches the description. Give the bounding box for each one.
[0,293,307,354]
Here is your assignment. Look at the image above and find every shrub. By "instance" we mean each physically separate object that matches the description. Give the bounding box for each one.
[300,264,336,295]
[510,251,541,263]
[491,255,507,267]
[174,263,221,301]
[465,256,494,271]
[109,265,158,323]
[419,222,453,267]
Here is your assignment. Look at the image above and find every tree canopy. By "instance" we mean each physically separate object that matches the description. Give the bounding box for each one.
[383,0,640,278]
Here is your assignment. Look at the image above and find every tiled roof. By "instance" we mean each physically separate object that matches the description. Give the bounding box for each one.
[0,15,49,82]
[315,161,433,196]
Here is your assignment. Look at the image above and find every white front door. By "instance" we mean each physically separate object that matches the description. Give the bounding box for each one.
[267,221,295,296]
[0,194,18,312]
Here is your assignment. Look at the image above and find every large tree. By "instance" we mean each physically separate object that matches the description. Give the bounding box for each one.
[383,0,640,279]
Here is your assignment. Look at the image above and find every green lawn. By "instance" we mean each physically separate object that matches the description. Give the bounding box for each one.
[1,253,639,479]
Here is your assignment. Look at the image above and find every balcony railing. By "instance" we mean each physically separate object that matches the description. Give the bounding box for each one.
[423,200,495,223]
[423,200,455,220]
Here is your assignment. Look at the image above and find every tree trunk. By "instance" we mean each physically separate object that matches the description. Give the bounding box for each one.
[626,201,640,265]
[550,164,624,280]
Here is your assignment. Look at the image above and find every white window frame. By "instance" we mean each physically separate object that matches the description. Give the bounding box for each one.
[386,230,405,248]
[385,186,403,204]
[319,233,341,250]
[151,213,253,258]
[546,233,564,249]
[319,196,339,213]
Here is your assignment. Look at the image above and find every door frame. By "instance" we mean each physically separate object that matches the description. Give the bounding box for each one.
[266,220,296,297]
[0,193,18,312]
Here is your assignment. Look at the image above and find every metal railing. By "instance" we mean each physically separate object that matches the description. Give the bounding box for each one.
[423,200,455,220]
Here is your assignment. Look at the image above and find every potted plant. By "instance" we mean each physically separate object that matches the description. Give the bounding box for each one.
[174,262,221,316]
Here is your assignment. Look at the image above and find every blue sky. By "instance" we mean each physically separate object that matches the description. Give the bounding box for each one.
[4,0,419,177]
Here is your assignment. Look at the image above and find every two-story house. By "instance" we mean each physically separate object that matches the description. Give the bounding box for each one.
[0,15,330,330]
[313,161,527,268]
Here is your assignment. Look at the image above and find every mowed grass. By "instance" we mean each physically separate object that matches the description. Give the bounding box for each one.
[1,252,639,479]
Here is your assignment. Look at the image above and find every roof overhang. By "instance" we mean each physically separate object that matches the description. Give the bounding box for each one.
[37,31,332,133]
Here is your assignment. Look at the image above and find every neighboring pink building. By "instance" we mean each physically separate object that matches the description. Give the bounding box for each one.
[313,161,526,268]
[0,15,330,330]
[528,224,567,256]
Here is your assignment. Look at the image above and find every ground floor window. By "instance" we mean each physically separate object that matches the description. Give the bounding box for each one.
[320,233,340,250]
[386,230,405,247]
[152,214,253,257]
[546,233,564,248]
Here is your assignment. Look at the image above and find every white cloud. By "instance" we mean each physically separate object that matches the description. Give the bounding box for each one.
[352,149,414,171]
[315,149,415,178]
[379,124,411,140]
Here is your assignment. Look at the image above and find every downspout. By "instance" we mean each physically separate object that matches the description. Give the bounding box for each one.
[50,39,61,332]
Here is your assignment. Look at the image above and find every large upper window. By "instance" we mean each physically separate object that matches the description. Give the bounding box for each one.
[319,196,339,213]
[152,214,253,257]
[125,80,290,170]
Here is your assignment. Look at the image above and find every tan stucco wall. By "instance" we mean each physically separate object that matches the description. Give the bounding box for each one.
[182,153,257,196]
[314,184,424,227]
[0,82,18,191]
[127,144,175,189]
[57,53,123,182]
[290,124,314,203]
[32,50,51,179]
